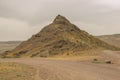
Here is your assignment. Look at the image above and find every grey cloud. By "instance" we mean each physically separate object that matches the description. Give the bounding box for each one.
[0,0,120,41]
[0,0,96,24]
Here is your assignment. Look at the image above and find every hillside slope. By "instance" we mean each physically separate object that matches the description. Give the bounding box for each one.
[6,15,120,58]
[97,34,120,47]
[0,41,21,54]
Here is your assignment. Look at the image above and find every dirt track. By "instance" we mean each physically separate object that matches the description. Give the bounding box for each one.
[0,51,120,80]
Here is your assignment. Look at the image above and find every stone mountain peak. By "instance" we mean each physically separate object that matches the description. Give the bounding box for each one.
[53,15,70,24]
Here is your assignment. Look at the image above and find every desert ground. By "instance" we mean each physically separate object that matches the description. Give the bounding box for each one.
[0,50,120,80]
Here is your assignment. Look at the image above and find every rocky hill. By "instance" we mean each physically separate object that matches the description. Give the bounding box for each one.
[97,34,120,47]
[6,15,120,58]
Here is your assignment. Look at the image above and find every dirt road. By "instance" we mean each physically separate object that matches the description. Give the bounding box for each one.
[0,51,120,80]
[0,58,119,80]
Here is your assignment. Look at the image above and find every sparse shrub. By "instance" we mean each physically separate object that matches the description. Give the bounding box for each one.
[14,50,28,58]
[105,60,112,64]
[31,53,39,57]
[67,53,69,55]
[70,29,74,31]
[93,58,98,61]
[40,55,47,58]
[16,74,22,77]
[34,34,41,37]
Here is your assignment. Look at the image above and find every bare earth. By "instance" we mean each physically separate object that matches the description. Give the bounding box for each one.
[0,51,120,80]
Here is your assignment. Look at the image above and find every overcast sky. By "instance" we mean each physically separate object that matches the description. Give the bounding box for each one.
[0,0,120,41]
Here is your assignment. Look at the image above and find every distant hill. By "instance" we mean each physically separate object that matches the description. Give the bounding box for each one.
[6,15,120,58]
[97,34,120,47]
[0,41,21,54]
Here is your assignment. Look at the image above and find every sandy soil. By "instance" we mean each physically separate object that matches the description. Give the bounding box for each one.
[0,50,120,80]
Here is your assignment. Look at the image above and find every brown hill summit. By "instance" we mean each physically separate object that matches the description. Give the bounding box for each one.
[6,15,120,58]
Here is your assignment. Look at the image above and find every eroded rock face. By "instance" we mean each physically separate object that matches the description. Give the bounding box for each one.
[6,15,120,58]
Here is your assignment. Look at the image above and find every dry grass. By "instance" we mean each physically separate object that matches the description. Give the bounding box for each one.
[46,50,101,61]
[0,62,35,80]
[47,56,99,61]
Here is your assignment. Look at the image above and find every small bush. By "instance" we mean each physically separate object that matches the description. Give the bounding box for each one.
[105,60,112,64]
[93,58,98,61]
